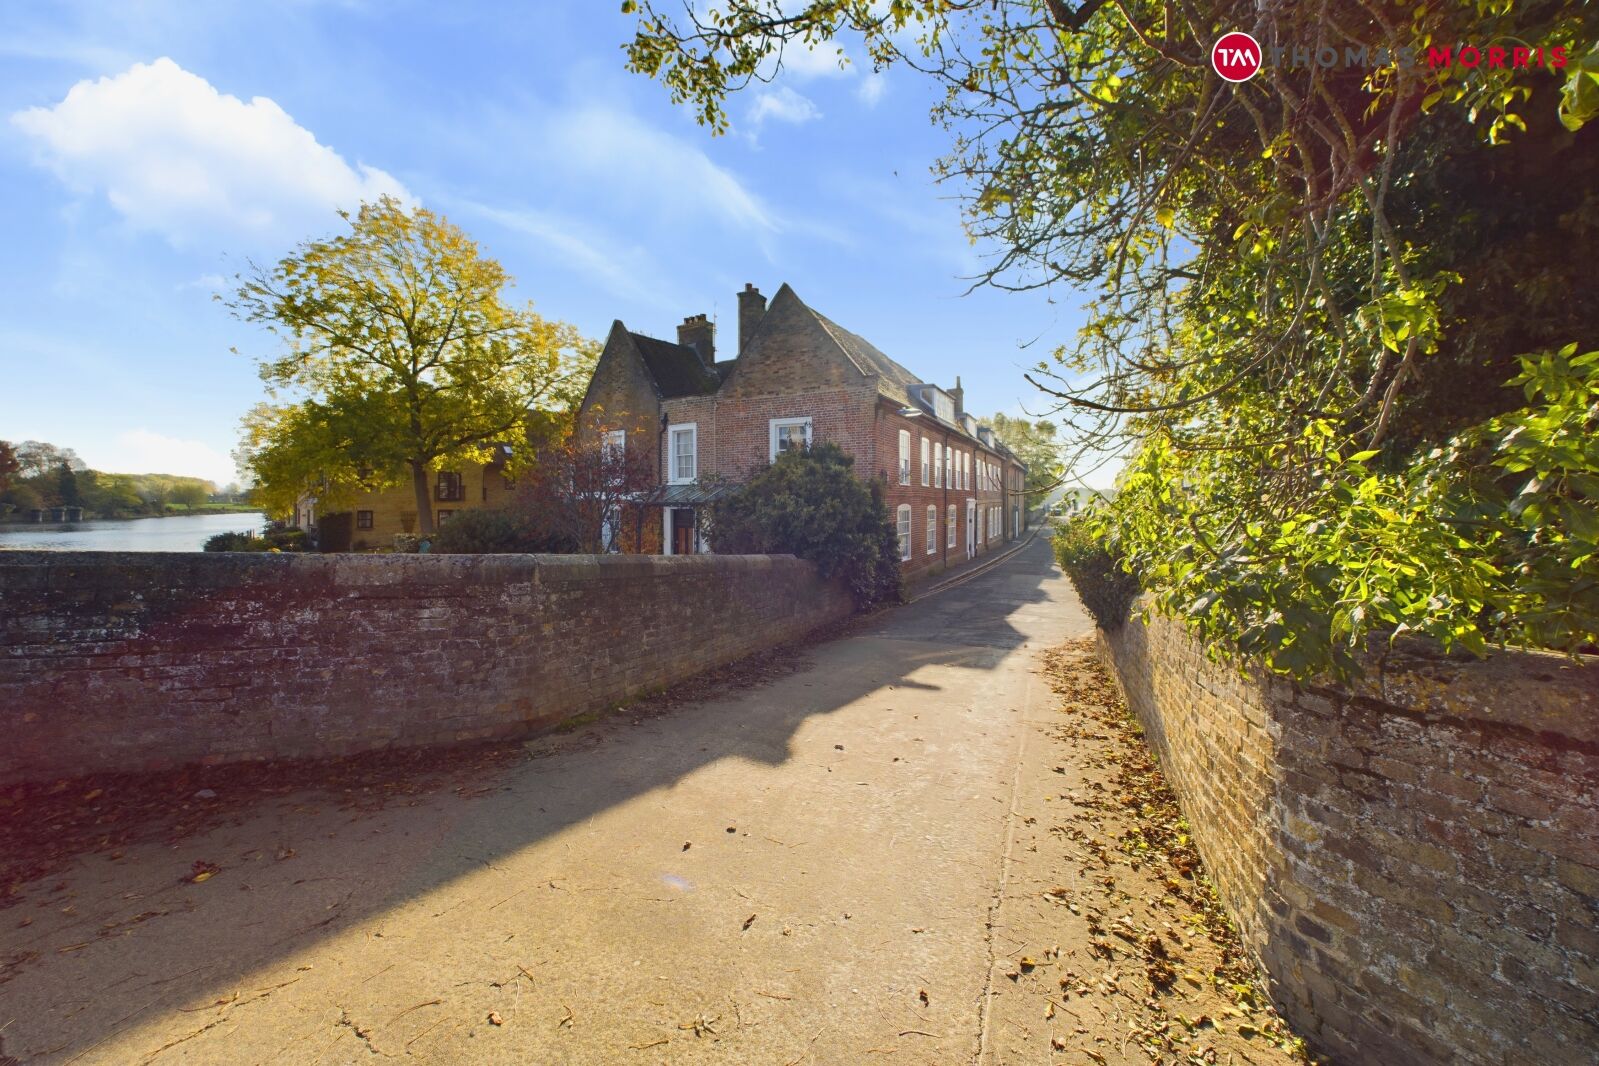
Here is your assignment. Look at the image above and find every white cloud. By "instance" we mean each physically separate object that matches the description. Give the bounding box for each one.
[99,430,238,486]
[749,86,821,128]
[545,104,777,234]
[458,199,685,313]
[11,57,410,244]
[175,273,227,293]
[775,40,852,79]
[856,73,888,107]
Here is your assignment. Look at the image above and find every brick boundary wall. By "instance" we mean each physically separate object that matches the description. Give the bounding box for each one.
[0,552,854,785]
[1098,611,1599,1066]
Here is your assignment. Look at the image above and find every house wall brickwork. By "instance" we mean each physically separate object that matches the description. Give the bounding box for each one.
[0,550,853,784]
[579,322,665,441]
[873,405,1021,579]
[1098,610,1599,1066]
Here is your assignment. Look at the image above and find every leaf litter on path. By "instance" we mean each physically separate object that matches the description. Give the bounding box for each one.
[989,637,1318,1065]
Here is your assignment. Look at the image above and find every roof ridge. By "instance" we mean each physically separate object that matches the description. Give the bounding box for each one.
[780,288,873,379]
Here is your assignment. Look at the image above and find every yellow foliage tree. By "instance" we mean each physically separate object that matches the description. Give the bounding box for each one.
[227,196,597,534]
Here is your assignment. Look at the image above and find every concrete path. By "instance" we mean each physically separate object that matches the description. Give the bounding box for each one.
[0,537,1089,1065]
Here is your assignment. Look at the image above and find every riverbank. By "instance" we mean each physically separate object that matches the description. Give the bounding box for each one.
[0,505,260,526]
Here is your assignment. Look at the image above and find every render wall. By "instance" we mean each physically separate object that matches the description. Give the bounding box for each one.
[1099,611,1599,1065]
[0,551,853,784]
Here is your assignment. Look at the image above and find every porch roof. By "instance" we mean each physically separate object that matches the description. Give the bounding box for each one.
[643,481,742,508]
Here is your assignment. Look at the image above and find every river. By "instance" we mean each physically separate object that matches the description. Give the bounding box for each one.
[0,512,268,552]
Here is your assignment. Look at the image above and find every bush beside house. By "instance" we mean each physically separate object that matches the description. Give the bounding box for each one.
[708,443,903,609]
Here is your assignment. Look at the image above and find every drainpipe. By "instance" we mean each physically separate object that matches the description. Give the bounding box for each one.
[657,411,669,555]
[933,428,946,575]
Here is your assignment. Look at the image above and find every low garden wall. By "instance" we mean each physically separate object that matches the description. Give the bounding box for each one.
[0,551,854,784]
[1099,611,1598,1065]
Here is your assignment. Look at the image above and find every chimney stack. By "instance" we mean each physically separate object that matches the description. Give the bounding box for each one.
[677,313,714,364]
[737,283,767,356]
[950,376,965,419]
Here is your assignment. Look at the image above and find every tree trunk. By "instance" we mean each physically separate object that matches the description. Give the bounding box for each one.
[411,459,434,536]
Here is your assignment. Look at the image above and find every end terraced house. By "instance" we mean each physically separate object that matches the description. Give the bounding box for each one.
[577,282,1028,578]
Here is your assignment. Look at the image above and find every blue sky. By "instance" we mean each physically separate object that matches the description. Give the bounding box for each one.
[0,0,1086,488]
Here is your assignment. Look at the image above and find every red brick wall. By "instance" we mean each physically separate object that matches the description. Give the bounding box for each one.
[660,394,720,483]
[0,552,854,785]
[704,385,879,481]
[1099,611,1599,1066]
[874,405,1020,578]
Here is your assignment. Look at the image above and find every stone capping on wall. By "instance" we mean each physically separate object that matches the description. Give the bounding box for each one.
[1097,606,1599,1066]
[0,550,856,785]
[1329,638,1599,744]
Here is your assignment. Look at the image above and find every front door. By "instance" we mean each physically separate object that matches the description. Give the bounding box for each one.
[965,499,976,559]
[671,508,696,555]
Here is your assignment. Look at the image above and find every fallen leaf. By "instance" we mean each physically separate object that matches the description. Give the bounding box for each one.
[742,914,756,931]
[186,860,221,884]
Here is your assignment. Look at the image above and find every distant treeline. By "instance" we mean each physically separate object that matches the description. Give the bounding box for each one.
[0,439,246,520]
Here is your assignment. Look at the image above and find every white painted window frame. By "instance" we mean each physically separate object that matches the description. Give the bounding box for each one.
[602,429,626,460]
[948,504,957,548]
[898,429,911,485]
[933,442,943,488]
[920,436,930,486]
[926,505,937,554]
[669,423,697,484]
[897,505,912,561]
[769,416,813,462]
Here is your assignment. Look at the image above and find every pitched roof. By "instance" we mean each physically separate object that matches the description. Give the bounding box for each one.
[776,287,1016,459]
[629,331,721,398]
[807,307,925,406]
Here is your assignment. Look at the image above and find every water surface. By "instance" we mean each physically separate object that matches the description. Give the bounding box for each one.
[0,512,267,552]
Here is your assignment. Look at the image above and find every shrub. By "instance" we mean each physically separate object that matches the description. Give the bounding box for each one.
[203,527,307,553]
[1053,518,1142,630]
[709,442,904,609]
[203,531,258,552]
[264,528,306,551]
[432,507,578,554]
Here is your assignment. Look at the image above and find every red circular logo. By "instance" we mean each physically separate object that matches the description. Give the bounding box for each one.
[1212,31,1262,82]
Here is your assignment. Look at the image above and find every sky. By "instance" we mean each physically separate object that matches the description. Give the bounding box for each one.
[0,0,1091,489]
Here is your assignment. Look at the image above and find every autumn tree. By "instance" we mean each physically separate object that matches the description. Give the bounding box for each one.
[513,419,662,553]
[14,441,84,479]
[227,196,597,535]
[986,414,1062,507]
[624,2,1599,675]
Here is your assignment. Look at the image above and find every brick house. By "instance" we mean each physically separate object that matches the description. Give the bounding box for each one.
[577,282,1028,579]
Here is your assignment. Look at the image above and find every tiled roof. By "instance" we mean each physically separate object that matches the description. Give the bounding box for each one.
[807,308,925,407]
[630,332,721,398]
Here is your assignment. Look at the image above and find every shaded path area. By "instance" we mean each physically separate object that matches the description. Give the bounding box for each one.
[0,537,1086,1064]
